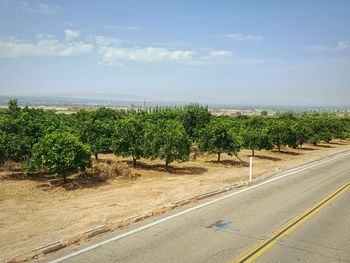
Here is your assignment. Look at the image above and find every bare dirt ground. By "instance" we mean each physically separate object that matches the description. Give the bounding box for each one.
[1,140,350,261]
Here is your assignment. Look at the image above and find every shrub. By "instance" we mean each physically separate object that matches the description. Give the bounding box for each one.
[86,161,139,181]
[25,131,92,183]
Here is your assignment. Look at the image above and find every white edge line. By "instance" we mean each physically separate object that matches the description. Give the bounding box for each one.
[49,151,350,263]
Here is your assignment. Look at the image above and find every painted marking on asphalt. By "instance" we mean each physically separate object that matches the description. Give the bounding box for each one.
[49,151,350,263]
[207,220,233,232]
[234,180,350,262]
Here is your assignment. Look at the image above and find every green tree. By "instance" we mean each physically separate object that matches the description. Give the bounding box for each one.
[328,118,347,140]
[260,110,268,116]
[180,104,212,141]
[198,118,242,162]
[0,131,8,164]
[0,116,23,162]
[16,107,61,158]
[144,120,191,169]
[7,99,21,118]
[75,110,115,160]
[241,128,272,156]
[294,118,313,147]
[113,116,145,167]
[310,117,332,143]
[25,131,91,183]
[268,120,298,151]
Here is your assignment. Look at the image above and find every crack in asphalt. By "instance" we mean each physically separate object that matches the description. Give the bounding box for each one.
[273,241,350,262]
[286,235,350,254]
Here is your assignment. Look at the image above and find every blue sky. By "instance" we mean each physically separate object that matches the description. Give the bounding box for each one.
[0,0,349,106]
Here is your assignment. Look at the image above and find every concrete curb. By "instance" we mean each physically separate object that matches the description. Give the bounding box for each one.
[6,241,67,263]
[5,181,248,263]
[82,226,110,239]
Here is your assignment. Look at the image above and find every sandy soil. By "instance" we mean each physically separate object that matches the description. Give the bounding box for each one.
[1,141,350,261]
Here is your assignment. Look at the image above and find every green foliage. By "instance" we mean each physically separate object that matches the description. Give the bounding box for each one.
[180,104,212,141]
[25,131,91,182]
[113,116,145,167]
[7,99,21,118]
[328,118,347,140]
[74,109,116,159]
[240,128,272,156]
[1,98,350,177]
[237,117,272,156]
[198,118,242,161]
[268,120,298,151]
[0,108,60,162]
[309,117,332,143]
[260,110,268,116]
[0,131,7,164]
[144,119,191,168]
[149,107,181,122]
[0,116,23,162]
[294,119,314,147]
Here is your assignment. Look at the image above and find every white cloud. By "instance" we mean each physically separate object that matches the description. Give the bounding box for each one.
[0,35,93,58]
[304,45,329,52]
[103,25,141,31]
[122,26,141,31]
[337,40,349,50]
[208,50,233,57]
[95,36,121,46]
[305,40,349,52]
[224,34,263,42]
[64,29,81,41]
[20,1,62,14]
[98,46,194,64]
[0,31,272,67]
[153,41,195,48]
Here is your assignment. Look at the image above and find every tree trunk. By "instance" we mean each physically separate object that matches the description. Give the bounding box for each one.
[165,159,169,171]
[278,145,281,152]
[132,156,137,168]
[217,152,221,162]
[94,153,98,160]
[252,148,255,157]
[234,153,244,164]
[63,173,67,184]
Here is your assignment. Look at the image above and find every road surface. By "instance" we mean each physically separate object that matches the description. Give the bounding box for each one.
[46,151,350,263]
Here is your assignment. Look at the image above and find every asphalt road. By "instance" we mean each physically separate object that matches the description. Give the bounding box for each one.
[47,151,350,263]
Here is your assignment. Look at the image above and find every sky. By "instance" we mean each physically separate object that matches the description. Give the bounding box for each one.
[0,0,350,106]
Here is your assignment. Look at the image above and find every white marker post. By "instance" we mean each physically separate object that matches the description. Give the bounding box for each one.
[249,156,253,183]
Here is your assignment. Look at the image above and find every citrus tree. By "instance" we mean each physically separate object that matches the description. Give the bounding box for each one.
[268,119,298,151]
[241,128,272,156]
[144,119,191,169]
[74,110,115,160]
[113,116,145,167]
[25,131,92,183]
[198,118,242,162]
[180,104,211,141]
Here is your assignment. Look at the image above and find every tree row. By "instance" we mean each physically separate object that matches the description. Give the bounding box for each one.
[1,99,349,182]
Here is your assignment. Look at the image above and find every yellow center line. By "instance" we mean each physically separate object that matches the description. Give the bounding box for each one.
[234,180,350,263]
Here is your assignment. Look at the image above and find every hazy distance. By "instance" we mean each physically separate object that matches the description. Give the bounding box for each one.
[0,1,349,106]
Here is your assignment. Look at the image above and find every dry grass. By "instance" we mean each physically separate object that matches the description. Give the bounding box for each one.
[86,161,140,181]
[0,160,21,172]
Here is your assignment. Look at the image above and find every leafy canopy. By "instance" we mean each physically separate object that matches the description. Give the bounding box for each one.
[113,116,145,166]
[25,131,91,181]
[198,118,242,161]
[144,119,191,168]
